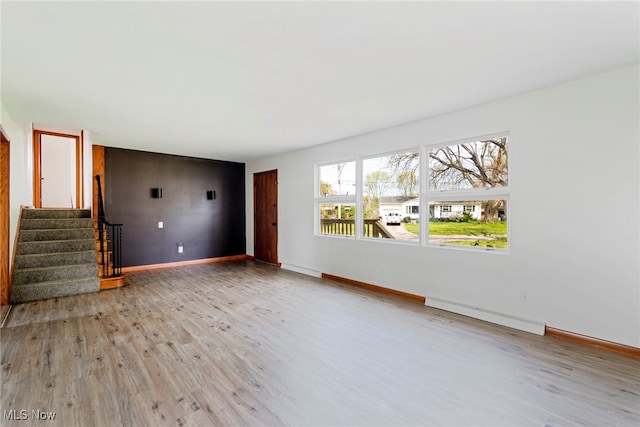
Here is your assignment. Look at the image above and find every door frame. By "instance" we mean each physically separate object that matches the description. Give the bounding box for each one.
[33,129,83,208]
[253,169,279,265]
[1,125,10,305]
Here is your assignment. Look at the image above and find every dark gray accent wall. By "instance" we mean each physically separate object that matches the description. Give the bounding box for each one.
[105,148,245,267]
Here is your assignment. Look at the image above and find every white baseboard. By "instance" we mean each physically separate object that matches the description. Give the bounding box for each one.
[280,263,322,278]
[425,297,545,335]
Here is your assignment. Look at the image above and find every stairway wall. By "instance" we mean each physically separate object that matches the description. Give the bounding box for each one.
[11,208,99,303]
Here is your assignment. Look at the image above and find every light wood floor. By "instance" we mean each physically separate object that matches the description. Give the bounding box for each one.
[1,260,639,426]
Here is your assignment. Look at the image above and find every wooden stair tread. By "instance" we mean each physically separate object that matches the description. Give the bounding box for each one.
[99,275,126,290]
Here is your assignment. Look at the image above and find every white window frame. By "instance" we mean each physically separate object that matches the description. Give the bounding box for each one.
[314,133,509,252]
[361,147,420,243]
[424,132,510,252]
[315,159,357,238]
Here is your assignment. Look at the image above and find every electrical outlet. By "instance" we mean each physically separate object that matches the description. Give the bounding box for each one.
[521,290,529,302]
[178,245,184,254]
[158,221,163,229]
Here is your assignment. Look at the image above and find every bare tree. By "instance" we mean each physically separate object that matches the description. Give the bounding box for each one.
[396,171,418,197]
[386,139,508,221]
[429,137,508,221]
[386,152,419,196]
[364,171,393,199]
[429,137,507,190]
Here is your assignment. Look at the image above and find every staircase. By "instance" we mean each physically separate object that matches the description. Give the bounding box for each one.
[96,222,126,289]
[11,208,100,303]
[95,175,126,290]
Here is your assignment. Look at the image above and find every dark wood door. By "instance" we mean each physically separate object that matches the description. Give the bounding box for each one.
[253,170,278,265]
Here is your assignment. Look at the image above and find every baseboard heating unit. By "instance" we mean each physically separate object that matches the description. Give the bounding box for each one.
[425,297,545,335]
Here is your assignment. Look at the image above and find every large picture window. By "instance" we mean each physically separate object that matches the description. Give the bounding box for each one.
[315,133,509,252]
[426,134,509,250]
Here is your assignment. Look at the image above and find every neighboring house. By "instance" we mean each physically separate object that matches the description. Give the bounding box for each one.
[430,201,482,220]
[379,196,415,220]
[380,197,485,222]
[401,198,420,222]
[380,198,507,222]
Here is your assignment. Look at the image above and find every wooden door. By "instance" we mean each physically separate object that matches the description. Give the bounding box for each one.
[33,130,83,208]
[1,127,9,305]
[253,169,278,265]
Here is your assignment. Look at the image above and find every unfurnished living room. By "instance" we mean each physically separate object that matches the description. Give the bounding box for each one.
[0,1,639,426]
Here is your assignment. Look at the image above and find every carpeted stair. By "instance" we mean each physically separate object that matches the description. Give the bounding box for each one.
[11,208,99,303]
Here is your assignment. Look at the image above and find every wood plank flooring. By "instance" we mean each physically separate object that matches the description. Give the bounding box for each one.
[1,260,639,426]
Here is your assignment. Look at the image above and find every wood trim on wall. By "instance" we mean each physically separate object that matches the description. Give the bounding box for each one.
[545,326,640,359]
[32,129,82,208]
[77,131,84,208]
[0,126,10,305]
[121,255,249,273]
[32,129,42,207]
[321,273,426,304]
[92,145,105,222]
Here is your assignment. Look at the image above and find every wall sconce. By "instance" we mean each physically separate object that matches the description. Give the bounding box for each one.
[206,190,216,200]
[151,188,163,198]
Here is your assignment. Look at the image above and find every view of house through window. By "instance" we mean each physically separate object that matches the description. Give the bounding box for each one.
[362,151,419,242]
[316,134,508,251]
[428,199,507,248]
[427,135,509,249]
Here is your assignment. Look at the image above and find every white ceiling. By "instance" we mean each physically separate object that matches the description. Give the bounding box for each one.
[1,1,638,162]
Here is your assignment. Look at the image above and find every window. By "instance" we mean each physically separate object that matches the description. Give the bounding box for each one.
[317,161,356,237]
[319,162,356,196]
[426,134,509,250]
[362,150,419,242]
[315,133,508,252]
[406,205,419,214]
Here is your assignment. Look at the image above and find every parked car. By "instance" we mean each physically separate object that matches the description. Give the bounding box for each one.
[385,212,402,225]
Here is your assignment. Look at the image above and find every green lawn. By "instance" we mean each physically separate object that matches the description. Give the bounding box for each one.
[444,238,508,249]
[404,221,508,248]
[429,221,507,235]
[323,220,508,249]
[405,221,507,236]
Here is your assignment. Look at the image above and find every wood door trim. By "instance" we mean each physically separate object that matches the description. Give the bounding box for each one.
[0,126,10,305]
[92,145,105,223]
[33,129,83,208]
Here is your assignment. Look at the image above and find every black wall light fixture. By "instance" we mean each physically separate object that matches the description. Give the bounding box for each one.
[151,188,163,198]
[206,190,216,200]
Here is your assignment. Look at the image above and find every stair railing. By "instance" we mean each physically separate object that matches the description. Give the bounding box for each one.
[96,175,123,277]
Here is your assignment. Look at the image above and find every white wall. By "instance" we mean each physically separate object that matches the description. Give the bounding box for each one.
[246,65,640,347]
[1,104,94,265]
[82,130,94,209]
[1,103,31,260]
